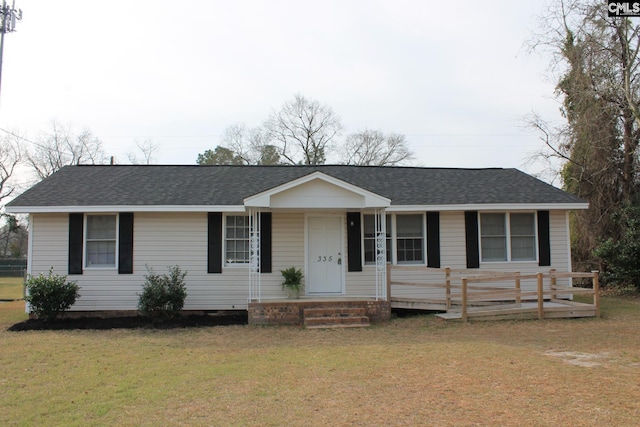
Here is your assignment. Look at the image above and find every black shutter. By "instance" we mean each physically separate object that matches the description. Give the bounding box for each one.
[260,212,272,273]
[464,211,480,269]
[68,213,84,275]
[118,212,134,274]
[426,212,441,268]
[347,212,362,272]
[537,210,551,267]
[208,212,223,274]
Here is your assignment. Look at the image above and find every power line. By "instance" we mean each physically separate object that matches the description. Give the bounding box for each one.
[0,126,47,149]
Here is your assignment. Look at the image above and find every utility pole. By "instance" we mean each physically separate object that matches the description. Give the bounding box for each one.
[0,0,22,102]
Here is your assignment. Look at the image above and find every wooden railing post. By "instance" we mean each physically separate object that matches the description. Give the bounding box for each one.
[445,267,451,311]
[515,272,521,305]
[461,277,468,322]
[550,268,557,300]
[592,270,600,318]
[537,272,544,320]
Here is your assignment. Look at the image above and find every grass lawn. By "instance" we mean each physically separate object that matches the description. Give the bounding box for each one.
[0,277,23,301]
[1,297,639,426]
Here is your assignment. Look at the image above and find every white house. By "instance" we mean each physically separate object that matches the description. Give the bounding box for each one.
[6,165,588,324]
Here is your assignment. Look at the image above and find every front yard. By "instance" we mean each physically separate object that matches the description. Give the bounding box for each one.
[1,296,639,426]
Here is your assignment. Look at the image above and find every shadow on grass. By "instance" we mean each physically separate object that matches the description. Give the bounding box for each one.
[7,312,248,331]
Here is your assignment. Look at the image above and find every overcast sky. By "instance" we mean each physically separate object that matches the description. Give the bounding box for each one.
[0,0,563,183]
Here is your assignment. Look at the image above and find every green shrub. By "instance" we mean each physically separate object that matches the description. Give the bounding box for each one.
[593,206,640,291]
[138,266,187,321]
[24,269,80,322]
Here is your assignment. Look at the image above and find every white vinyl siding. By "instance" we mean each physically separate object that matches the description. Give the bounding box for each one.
[26,210,573,312]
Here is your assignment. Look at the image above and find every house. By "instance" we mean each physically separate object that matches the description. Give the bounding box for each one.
[6,165,588,324]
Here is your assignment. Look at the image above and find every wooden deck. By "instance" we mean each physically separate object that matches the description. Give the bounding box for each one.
[388,266,600,322]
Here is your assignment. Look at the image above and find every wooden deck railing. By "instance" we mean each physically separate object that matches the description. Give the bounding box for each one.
[387,265,600,322]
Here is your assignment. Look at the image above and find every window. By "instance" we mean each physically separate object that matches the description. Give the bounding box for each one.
[363,213,425,265]
[480,213,506,261]
[510,213,536,261]
[225,215,250,264]
[86,215,117,268]
[480,213,536,262]
[396,214,424,264]
[364,215,391,264]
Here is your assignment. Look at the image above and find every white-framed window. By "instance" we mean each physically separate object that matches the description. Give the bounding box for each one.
[396,214,424,264]
[363,213,425,265]
[85,214,118,268]
[225,215,250,265]
[480,212,536,262]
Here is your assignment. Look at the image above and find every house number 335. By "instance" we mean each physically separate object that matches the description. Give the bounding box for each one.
[317,256,333,262]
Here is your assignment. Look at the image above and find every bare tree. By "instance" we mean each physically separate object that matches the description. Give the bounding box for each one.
[0,132,21,205]
[127,138,160,165]
[265,94,343,165]
[26,120,107,179]
[0,214,27,257]
[340,129,414,166]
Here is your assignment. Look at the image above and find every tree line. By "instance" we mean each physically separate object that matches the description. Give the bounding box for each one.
[196,94,414,166]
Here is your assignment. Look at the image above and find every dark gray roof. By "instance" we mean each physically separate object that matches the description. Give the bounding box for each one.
[7,165,586,208]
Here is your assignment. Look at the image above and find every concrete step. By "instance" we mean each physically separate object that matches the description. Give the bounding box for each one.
[303,307,370,329]
[304,307,367,318]
[305,316,371,329]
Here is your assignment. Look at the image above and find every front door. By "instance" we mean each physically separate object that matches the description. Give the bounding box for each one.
[307,216,344,294]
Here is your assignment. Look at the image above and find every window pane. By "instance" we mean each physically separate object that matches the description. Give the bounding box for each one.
[397,215,422,237]
[87,241,116,266]
[481,214,506,261]
[87,215,116,239]
[481,237,507,261]
[511,236,536,260]
[480,213,505,236]
[396,215,424,263]
[510,213,535,261]
[85,215,116,267]
[397,238,423,263]
[511,213,535,236]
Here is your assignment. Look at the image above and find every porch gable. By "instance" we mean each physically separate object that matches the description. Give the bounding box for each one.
[243,171,390,209]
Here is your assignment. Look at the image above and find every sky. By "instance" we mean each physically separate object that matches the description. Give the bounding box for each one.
[0,0,564,188]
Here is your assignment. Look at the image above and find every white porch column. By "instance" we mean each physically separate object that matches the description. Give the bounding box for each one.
[375,208,387,300]
[248,209,261,302]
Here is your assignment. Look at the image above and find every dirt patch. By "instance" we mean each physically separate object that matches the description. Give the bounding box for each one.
[7,312,248,331]
[544,350,611,367]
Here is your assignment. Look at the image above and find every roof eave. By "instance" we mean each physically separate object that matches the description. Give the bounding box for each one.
[4,205,248,214]
[387,202,589,212]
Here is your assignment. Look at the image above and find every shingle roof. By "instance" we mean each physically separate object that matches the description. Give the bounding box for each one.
[6,164,586,209]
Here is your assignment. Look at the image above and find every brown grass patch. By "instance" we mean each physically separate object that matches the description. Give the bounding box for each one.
[1,297,639,426]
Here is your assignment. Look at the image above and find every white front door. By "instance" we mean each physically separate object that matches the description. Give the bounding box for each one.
[307,216,344,294]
